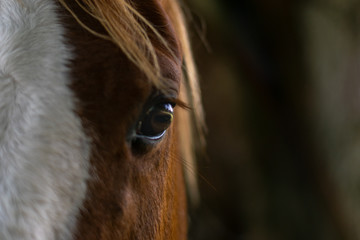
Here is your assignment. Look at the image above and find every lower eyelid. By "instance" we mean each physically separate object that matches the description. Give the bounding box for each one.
[135,130,167,141]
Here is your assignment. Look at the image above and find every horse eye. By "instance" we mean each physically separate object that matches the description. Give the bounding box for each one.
[136,103,174,140]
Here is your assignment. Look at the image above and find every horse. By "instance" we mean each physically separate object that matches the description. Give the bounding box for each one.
[0,0,204,239]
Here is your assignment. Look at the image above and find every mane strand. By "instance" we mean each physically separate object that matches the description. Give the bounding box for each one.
[161,0,206,206]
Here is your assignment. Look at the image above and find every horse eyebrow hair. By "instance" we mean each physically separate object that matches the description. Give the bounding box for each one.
[58,0,178,94]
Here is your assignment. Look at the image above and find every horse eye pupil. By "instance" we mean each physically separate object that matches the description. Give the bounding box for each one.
[154,113,172,123]
[136,103,174,139]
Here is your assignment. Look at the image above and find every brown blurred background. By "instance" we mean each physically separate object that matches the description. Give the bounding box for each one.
[184,1,360,239]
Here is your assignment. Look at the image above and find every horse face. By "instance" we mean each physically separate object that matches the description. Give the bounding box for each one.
[0,0,186,239]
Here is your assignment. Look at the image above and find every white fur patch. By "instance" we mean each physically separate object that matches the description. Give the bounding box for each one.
[0,1,90,239]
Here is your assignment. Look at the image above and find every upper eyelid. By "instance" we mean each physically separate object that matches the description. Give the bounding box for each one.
[148,93,177,106]
[152,93,189,109]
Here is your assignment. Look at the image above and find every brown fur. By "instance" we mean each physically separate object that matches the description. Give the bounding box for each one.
[57,0,188,239]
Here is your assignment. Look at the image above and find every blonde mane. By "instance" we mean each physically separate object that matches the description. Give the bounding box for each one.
[59,0,205,205]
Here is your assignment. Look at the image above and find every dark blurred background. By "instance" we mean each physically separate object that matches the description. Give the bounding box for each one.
[184,1,360,239]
